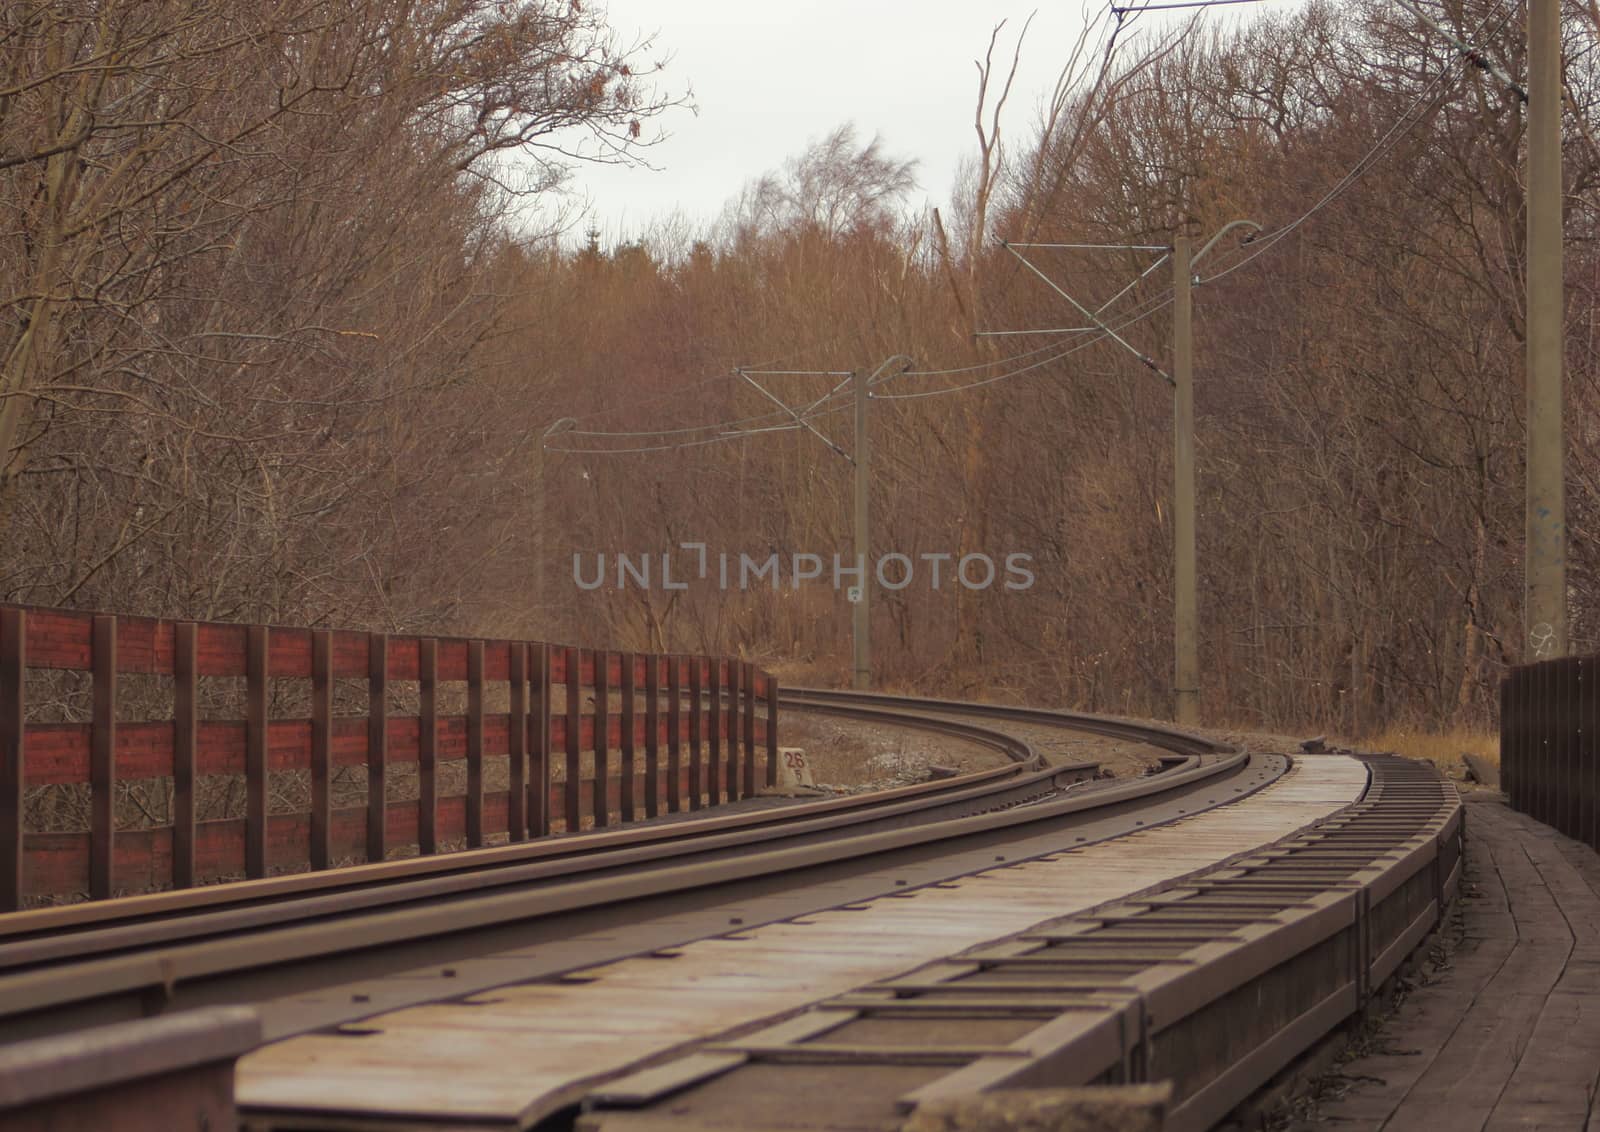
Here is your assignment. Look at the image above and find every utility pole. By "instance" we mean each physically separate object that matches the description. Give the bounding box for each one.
[996,230,1255,725]
[1526,0,1566,659]
[848,355,913,690]
[539,419,579,626]
[1172,235,1198,725]
[735,358,906,691]
[853,368,871,690]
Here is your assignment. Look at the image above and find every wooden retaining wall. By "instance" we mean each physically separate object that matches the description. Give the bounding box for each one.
[1500,653,1598,848]
[0,604,778,909]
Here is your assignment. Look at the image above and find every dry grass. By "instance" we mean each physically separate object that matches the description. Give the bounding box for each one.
[1360,725,1499,769]
[778,712,1001,788]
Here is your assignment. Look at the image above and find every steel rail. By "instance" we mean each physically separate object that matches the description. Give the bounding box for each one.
[0,689,1208,951]
[783,686,1227,756]
[0,697,1258,1045]
[0,693,1036,940]
[0,697,1057,950]
[0,755,1090,972]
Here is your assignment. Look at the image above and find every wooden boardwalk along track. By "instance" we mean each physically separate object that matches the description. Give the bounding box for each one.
[1302,795,1600,1132]
[235,756,1375,1129]
[0,685,1464,1132]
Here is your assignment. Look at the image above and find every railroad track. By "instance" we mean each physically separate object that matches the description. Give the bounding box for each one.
[782,687,1225,759]
[0,693,1231,1044]
[0,693,1460,1132]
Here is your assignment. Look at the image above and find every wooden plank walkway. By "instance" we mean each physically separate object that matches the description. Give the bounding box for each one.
[1299,794,1600,1132]
[237,756,1369,1127]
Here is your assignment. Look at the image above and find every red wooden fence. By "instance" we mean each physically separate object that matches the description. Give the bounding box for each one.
[0,604,779,909]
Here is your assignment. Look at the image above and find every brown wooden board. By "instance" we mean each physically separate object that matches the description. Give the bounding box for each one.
[19,707,764,787]
[20,766,709,896]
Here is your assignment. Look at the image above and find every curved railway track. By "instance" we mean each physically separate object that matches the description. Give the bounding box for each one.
[0,693,1247,1046]
[0,692,1461,1132]
[784,686,1225,759]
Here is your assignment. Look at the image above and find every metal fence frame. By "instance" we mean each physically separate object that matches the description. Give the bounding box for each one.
[1501,653,1599,849]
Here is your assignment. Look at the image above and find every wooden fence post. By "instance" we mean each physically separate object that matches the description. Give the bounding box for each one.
[1,608,24,911]
[91,615,118,897]
[466,640,485,847]
[688,658,703,811]
[644,657,660,818]
[418,638,438,854]
[667,657,682,813]
[565,646,581,832]
[531,643,551,837]
[368,632,388,863]
[245,624,269,880]
[593,651,609,830]
[742,661,756,798]
[310,630,332,870]
[766,672,779,788]
[509,643,527,841]
[620,655,636,823]
[173,623,197,890]
[726,661,741,800]
[707,659,721,806]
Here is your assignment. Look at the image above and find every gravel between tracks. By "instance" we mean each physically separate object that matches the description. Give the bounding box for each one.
[782,706,1179,792]
[652,701,1320,808]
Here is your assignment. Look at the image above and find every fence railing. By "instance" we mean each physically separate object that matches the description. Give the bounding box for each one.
[0,604,778,910]
[1500,653,1599,850]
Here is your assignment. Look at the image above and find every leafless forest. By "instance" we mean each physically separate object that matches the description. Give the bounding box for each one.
[4,0,1598,738]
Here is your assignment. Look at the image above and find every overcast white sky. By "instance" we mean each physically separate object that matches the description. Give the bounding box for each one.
[569,1,1106,240]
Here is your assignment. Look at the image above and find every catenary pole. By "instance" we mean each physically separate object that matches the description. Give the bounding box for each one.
[1173,235,1199,725]
[1526,0,1566,659]
[853,367,870,689]
[852,356,913,689]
